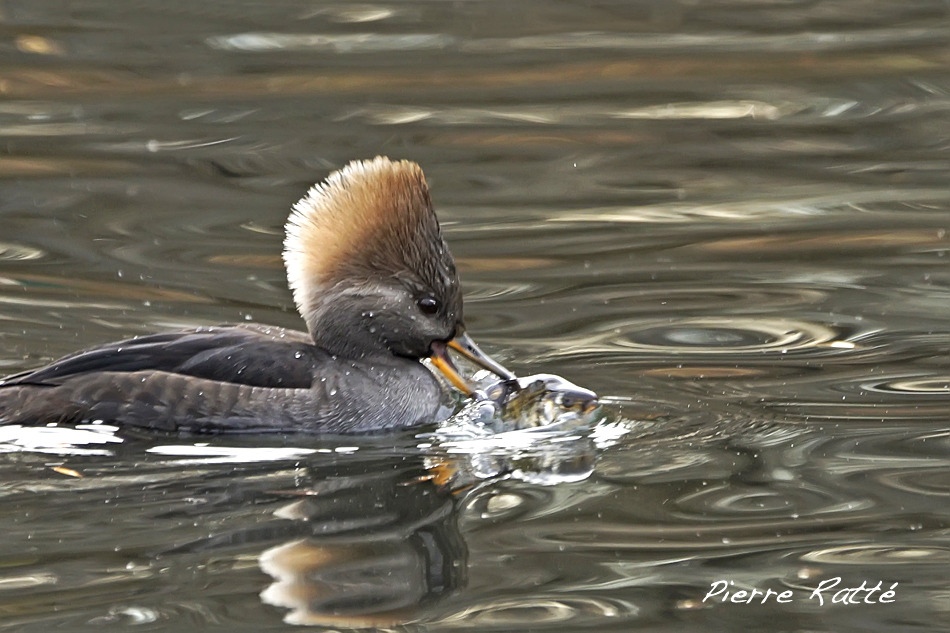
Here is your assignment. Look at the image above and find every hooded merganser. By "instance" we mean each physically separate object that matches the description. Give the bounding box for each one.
[0,157,514,433]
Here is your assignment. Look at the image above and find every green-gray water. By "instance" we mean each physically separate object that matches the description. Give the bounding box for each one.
[0,1,948,631]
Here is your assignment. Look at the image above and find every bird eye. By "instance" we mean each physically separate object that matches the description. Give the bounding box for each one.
[418,296,440,315]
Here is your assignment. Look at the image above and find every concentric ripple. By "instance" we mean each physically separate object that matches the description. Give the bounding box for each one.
[802,545,950,565]
[877,469,950,497]
[868,377,949,395]
[753,370,950,423]
[673,482,873,519]
[436,596,638,628]
[532,317,840,363]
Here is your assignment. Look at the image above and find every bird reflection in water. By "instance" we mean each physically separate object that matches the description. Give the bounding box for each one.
[258,407,605,627]
[257,453,464,627]
[259,462,464,626]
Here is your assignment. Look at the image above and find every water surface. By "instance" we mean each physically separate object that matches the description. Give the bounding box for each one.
[0,1,948,631]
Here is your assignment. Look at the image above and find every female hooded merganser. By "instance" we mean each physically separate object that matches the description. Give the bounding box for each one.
[0,157,514,433]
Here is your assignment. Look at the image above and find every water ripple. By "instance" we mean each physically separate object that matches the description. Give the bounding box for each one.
[436,595,638,627]
[869,377,949,394]
[674,483,873,519]
[530,317,840,364]
[206,27,948,56]
[0,243,45,261]
[349,101,798,126]
[207,32,455,52]
[463,27,949,54]
[0,1,947,630]
[878,469,950,497]
[802,545,950,565]
[755,369,950,423]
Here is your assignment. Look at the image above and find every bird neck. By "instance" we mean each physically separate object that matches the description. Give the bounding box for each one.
[302,297,398,361]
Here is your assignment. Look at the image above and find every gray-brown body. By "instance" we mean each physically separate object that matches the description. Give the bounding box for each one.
[0,157,510,435]
[0,324,446,433]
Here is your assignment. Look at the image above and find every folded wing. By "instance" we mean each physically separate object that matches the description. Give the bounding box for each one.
[1,324,320,390]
